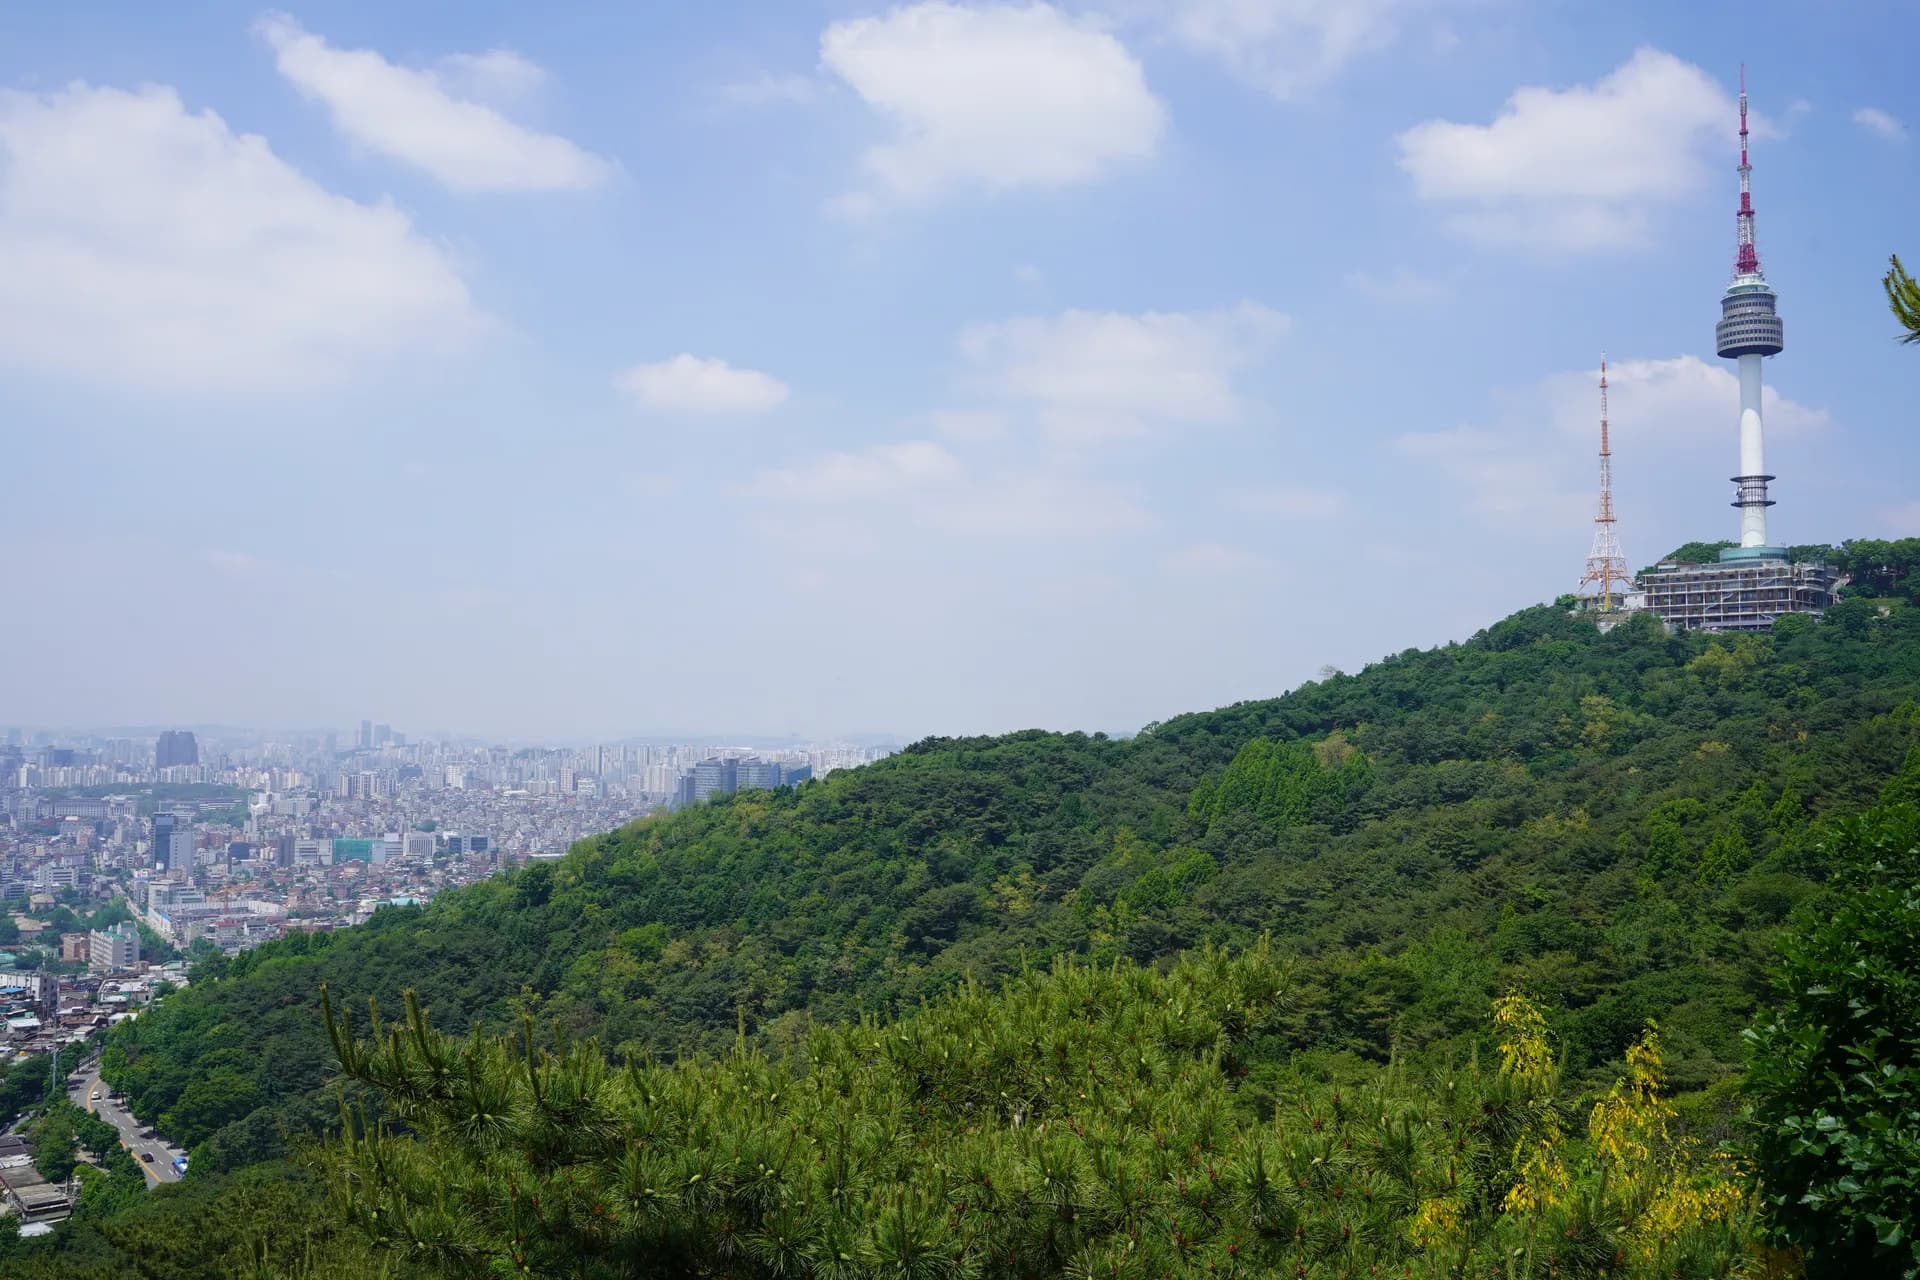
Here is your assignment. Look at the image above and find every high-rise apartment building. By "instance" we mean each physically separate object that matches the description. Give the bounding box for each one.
[155,729,199,768]
[690,757,737,802]
[736,759,782,791]
[89,921,140,973]
[682,757,814,805]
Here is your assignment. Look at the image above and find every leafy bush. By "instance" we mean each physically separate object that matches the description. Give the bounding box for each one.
[1745,806,1920,1277]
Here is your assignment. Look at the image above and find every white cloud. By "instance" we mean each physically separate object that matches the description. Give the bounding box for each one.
[1230,485,1347,519]
[1533,355,1829,448]
[1142,0,1421,100]
[1853,107,1906,141]
[742,439,1152,538]
[1161,541,1267,575]
[959,301,1288,442]
[1395,354,1833,529]
[616,355,790,414]
[437,50,548,102]
[257,14,610,192]
[0,82,482,393]
[1397,48,1732,249]
[820,1,1164,208]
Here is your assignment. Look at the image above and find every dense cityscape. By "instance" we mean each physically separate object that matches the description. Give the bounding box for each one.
[3,721,893,949]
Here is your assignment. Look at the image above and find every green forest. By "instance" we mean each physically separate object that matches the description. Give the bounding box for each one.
[7,590,1920,1275]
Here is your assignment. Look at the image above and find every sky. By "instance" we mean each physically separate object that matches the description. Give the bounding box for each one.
[2,1,1916,743]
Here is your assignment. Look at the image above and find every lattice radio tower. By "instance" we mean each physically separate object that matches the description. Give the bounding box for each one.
[1578,354,1633,610]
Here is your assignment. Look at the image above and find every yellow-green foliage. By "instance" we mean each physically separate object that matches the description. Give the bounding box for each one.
[319,960,1760,1280]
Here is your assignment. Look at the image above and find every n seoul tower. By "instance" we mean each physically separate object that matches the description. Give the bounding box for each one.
[1715,67,1785,549]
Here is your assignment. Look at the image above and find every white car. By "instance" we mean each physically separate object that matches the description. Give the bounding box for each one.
[89,1090,100,1100]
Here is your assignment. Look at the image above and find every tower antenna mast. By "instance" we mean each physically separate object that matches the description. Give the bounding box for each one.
[1735,64,1759,277]
[1579,354,1633,611]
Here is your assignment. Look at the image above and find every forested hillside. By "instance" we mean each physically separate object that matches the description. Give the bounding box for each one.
[18,801,1919,1277]
[5,944,1772,1278]
[94,596,1920,1183]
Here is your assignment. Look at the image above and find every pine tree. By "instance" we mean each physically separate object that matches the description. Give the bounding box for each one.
[1888,255,1920,345]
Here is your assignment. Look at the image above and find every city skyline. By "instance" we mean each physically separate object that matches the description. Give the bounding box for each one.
[5,721,911,751]
[1,723,898,960]
[3,2,1915,740]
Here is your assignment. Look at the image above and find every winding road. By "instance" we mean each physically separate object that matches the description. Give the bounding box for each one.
[66,1062,184,1186]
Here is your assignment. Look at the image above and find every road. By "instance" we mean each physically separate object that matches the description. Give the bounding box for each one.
[67,1062,184,1186]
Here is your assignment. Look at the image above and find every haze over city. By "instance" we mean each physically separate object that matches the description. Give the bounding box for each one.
[3,1,1916,740]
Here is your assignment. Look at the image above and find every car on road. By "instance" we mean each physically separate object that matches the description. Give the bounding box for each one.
[139,1151,153,1163]
[89,1090,100,1100]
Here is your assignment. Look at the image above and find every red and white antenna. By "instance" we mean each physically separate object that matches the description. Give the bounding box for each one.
[1579,354,1632,611]
[1735,64,1761,277]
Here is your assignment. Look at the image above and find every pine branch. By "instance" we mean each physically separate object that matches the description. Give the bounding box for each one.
[1888,254,1920,345]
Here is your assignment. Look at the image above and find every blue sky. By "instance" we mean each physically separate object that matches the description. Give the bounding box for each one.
[2,1,1914,742]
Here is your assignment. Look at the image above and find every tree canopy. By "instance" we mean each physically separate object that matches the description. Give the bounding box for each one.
[313,949,1752,1279]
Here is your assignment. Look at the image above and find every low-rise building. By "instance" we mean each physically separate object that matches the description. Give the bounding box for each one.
[1639,548,1837,632]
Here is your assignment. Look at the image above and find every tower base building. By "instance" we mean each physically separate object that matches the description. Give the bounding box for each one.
[1638,546,1834,632]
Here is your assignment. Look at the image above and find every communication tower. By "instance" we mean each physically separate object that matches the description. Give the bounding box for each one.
[1577,355,1633,610]
[1716,65,1786,549]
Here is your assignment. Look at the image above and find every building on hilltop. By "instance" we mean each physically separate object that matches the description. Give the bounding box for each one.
[1639,552,1837,632]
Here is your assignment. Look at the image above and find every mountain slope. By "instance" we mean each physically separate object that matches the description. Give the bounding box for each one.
[104,601,1920,1175]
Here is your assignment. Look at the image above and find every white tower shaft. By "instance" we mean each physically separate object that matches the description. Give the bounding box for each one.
[1737,354,1766,546]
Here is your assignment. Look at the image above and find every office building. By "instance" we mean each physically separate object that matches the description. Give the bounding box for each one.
[150,811,192,872]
